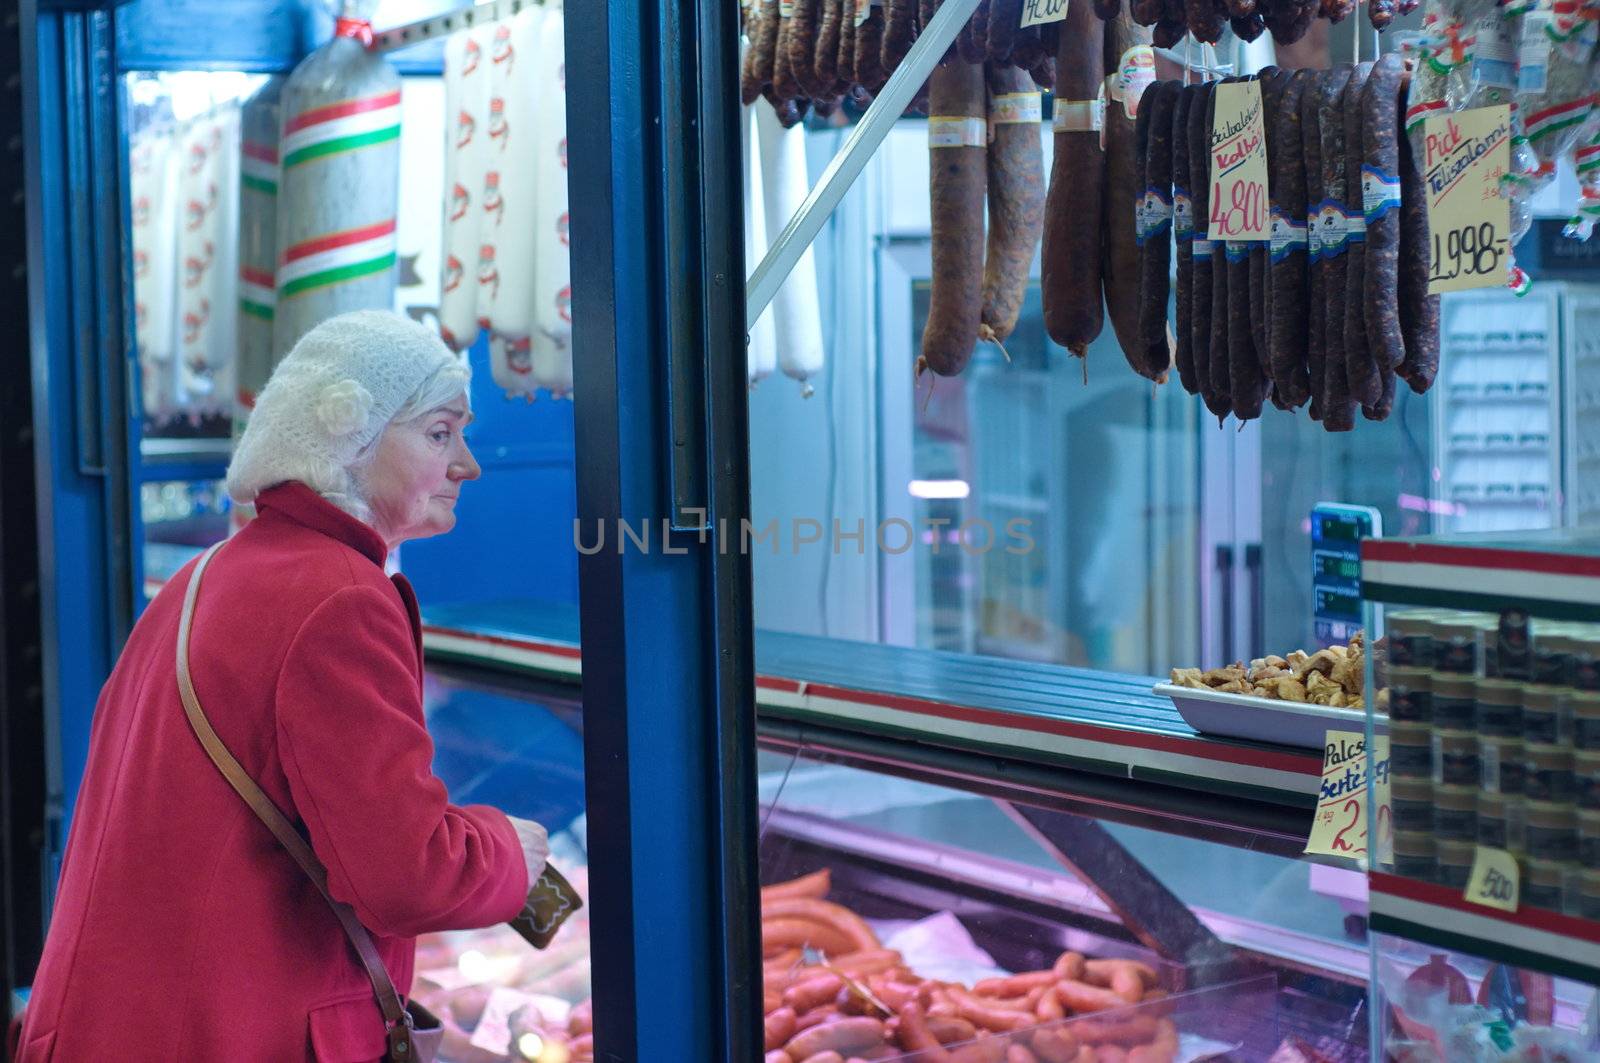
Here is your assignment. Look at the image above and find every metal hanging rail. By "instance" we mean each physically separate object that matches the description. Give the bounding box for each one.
[745,0,985,327]
[370,0,542,54]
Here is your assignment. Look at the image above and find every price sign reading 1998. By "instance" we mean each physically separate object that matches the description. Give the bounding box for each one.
[1206,80,1270,241]
[1422,106,1512,295]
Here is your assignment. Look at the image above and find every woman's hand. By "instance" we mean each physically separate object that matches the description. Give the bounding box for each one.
[506,816,549,884]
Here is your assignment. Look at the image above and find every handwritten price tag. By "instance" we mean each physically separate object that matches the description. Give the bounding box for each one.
[1020,0,1068,27]
[1423,106,1513,294]
[1207,80,1270,241]
[1306,730,1392,862]
[1465,846,1520,912]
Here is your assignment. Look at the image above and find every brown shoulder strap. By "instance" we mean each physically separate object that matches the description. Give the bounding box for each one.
[176,544,419,1058]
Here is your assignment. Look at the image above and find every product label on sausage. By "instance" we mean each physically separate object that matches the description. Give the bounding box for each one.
[779,0,794,15]
[1345,205,1367,242]
[1224,241,1249,262]
[1192,238,1214,258]
[990,92,1043,125]
[1518,12,1553,93]
[1362,164,1403,222]
[1051,99,1104,133]
[1135,187,1174,245]
[1174,189,1194,238]
[1314,198,1347,257]
[1306,211,1322,261]
[928,116,987,148]
[1471,14,1519,87]
[1117,45,1157,120]
[1269,208,1308,262]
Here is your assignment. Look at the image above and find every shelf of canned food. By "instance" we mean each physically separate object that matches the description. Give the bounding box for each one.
[1362,533,1600,982]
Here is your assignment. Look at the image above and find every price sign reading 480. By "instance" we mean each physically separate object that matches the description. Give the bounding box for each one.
[1422,105,1512,295]
[1206,80,1271,240]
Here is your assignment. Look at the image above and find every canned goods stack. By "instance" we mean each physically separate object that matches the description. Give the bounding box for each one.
[1388,611,1437,881]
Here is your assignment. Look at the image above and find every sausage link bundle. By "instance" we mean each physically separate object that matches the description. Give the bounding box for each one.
[919,62,988,377]
[772,2,801,103]
[881,0,918,72]
[1320,63,1364,432]
[960,0,989,64]
[1361,53,1406,418]
[814,0,843,92]
[835,0,858,96]
[1269,69,1312,408]
[1185,0,1227,41]
[855,3,888,91]
[989,0,1024,58]
[980,65,1046,344]
[1171,84,1199,394]
[742,0,782,105]
[1263,0,1316,43]
[789,0,828,97]
[1136,81,1181,382]
[1041,0,1106,361]
[1103,14,1158,368]
[1188,81,1229,418]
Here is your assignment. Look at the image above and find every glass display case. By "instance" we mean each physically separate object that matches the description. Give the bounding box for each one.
[1361,530,1600,1060]
[414,661,1372,1062]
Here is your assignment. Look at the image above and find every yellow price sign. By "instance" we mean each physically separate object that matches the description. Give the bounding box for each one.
[1207,80,1271,241]
[1422,106,1513,294]
[1306,731,1392,861]
[1464,846,1520,913]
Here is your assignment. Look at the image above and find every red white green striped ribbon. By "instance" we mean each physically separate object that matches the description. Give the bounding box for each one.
[281,91,401,169]
[278,219,397,298]
[1405,98,1446,134]
[241,141,278,196]
[1524,95,1595,142]
[1577,142,1600,174]
[239,266,275,320]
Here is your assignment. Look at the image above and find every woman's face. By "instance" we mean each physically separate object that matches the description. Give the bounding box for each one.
[363,396,480,548]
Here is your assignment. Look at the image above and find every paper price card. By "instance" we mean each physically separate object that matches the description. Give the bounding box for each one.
[1020,0,1068,28]
[1465,846,1520,913]
[1207,80,1271,241]
[1423,105,1513,294]
[1306,730,1393,862]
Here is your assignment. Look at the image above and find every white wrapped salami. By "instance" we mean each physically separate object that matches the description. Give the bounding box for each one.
[236,77,284,415]
[754,100,825,396]
[440,27,490,352]
[130,124,181,419]
[273,18,402,357]
[531,4,573,398]
[482,8,545,396]
[743,98,776,386]
[178,104,240,412]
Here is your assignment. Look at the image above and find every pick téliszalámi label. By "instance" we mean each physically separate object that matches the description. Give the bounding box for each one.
[1207,80,1271,241]
[1423,105,1513,294]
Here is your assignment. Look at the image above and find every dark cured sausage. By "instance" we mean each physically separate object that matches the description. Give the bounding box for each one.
[854,5,888,92]
[1253,68,1283,406]
[1300,67,1333,421]
[919,61,988,377]
[1171,85,1199,394]
[1397,71,1440,395]
[1185,0,1226,41]
[1137,81,1180,382]
[790,0,829,98]
[980,64,1046,344]
[834,0,858,95]
[881,0,918,72]
[1343,60,1378,410]
[814,0,843,93]
[989,0,1024,59]
[1263,0,1315,44]
[1361,52,1406,418]
[1041,0,1105,360]
[1206,80,1234,416]
[959,2,988,64]
[772,4,801,102]
[1188,81,1228,418]
[743,0,781,105]
[1269,69,1312,407]
[1320,63,1363,432]
[1101,9,1150,369]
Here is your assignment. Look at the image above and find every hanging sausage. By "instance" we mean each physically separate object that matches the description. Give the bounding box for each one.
[440,27,491,353]
[756,93,826,395]
[273,14,403,358]
[130,109,181,422]
[532,3,574,398]
[178,102,241,415]
[236,76,285,417]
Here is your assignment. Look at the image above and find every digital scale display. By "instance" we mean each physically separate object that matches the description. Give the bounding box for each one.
[1311,504,1380,648]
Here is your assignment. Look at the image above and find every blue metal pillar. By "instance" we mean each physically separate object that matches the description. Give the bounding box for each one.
[568,0,764,1054]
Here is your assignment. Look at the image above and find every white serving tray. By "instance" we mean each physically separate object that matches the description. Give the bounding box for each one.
[1154,682,1382,750]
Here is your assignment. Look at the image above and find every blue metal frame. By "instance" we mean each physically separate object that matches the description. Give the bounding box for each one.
[568,0,762,1053]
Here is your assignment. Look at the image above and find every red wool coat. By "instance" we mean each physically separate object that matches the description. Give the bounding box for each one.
[16,483,529,1062]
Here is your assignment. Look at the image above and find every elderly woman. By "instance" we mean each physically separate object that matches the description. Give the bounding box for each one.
[16,312,547,1062]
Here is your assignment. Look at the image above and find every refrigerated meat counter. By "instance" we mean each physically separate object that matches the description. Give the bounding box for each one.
[417,612,1372,1063]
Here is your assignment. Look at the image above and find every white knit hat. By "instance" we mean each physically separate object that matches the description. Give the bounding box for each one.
[226,310,469,510]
